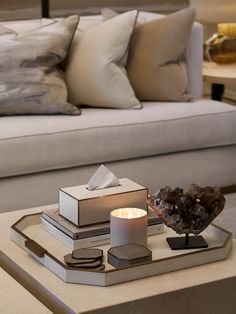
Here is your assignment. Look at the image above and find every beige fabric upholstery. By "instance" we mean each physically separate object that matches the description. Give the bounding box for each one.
[127,8,195,101]
[0,18,54,33]
[1,145,236,213]
[2,14,204,101]
[0,14,235,215]
[66,10,141,109]
[102,8,202,101]
[1,100,235,179]
[101,8,119,20]
[186,22,203,99]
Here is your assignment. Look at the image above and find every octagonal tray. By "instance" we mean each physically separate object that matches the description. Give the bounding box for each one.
[11,212,232,287]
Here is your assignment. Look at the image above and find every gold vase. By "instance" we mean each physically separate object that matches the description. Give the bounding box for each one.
[204,23,236,64]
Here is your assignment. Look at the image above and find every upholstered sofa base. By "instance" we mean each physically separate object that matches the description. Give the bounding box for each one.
[1,145,235,213]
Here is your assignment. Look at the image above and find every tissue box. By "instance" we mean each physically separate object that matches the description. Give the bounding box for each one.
[59,178,148,226]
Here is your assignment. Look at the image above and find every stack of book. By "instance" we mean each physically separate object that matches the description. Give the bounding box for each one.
[41,208,164,249]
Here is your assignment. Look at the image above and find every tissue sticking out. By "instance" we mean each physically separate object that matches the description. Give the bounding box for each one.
[87,165,120,190]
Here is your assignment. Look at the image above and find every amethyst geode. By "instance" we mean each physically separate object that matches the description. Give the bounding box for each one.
[148,184,226,235]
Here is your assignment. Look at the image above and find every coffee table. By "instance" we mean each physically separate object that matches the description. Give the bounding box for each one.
[0,267,52,313]
[1,204,236,314]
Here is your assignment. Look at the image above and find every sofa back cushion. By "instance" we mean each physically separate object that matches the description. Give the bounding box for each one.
[102,8,196,102]
[0,18,54,34]
[1,11,203,108]
[65,10,141,109]
[129,8,195,102]
[0,16,80,115]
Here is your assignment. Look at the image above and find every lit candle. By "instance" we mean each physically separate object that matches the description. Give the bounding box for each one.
[110,208,147,247]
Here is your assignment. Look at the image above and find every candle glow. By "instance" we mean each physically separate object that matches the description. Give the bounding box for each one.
[114,208,147,219]
[110,208,148,247]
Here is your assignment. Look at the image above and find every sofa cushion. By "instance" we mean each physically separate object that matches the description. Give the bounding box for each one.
[0,100,236,179]
[1,13,203,101]
[65,10,141,109]
[102,8,195,102]
[127,8,195,102]
[101,9,158,65]
[0,25,16,35]
[0,16,80,115]
[0,18,55,34]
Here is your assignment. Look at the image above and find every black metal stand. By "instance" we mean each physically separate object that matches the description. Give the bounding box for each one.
[166,233,208,250]
[212,83,224,101]
[41,0,50,18]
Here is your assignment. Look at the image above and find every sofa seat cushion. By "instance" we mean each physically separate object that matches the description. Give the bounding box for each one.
[0,100,236,179]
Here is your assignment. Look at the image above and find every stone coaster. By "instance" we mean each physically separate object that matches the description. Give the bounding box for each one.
[64,254,81,265]
[72,248,103,260]
[70,264,106,271]
[68,259,102,269]
[64,248,104,269]
[64,254,100,265]
[95,264,105,271]
[64,254,101,265]
[108,244,152,268]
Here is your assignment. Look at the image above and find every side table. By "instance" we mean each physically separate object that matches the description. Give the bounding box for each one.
[203,61,236,101]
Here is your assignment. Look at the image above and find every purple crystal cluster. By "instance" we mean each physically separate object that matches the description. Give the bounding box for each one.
[148,184,225,235]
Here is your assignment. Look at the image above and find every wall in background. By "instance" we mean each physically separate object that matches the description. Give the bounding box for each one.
[0,0,40,20]
[49,0,188,16]
[0,0,188,20]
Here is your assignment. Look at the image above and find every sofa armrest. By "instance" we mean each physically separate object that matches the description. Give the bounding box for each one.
[187,22,204,100]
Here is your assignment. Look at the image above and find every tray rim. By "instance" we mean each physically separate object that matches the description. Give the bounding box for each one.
[10,212,233,286]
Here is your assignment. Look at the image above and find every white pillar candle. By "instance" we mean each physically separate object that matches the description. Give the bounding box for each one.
[110,208,147,247]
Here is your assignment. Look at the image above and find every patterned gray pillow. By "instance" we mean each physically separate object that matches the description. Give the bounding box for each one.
[0,16,80,115]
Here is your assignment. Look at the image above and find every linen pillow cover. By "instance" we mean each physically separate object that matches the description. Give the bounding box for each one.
[127,8,195,102]
[102,8,195,102]
[0,16,80,115]
[0,25,17,35]
[65,10,141,109]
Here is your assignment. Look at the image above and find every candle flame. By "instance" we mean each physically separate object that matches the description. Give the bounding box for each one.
[112,208,147,219]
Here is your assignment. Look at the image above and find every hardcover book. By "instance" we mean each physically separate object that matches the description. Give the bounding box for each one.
[42,208,162,240]
[41,216,164,250]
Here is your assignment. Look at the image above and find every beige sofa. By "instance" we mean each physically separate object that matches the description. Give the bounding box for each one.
[1,13,236,213]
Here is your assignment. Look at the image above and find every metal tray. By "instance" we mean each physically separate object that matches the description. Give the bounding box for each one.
[11,213,232,287]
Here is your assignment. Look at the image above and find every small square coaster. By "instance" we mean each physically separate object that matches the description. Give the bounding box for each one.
[72,248,103,260]
[69,259,102,269]
[64,254,101,266]
[108,244,152,268]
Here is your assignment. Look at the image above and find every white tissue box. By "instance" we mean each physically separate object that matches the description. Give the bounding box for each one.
[59,178,148,226]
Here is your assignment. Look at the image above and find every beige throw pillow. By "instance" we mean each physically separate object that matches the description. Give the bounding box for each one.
[102,8,195,102]
[101,8,119,21]
[0,16,80,115]
[127,8,195,102]
[66,10,141,109]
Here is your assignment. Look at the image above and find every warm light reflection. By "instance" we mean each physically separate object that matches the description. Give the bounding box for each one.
[112,208,147,219]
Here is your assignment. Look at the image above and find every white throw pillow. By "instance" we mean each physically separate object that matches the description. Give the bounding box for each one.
[65,10,141,109]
